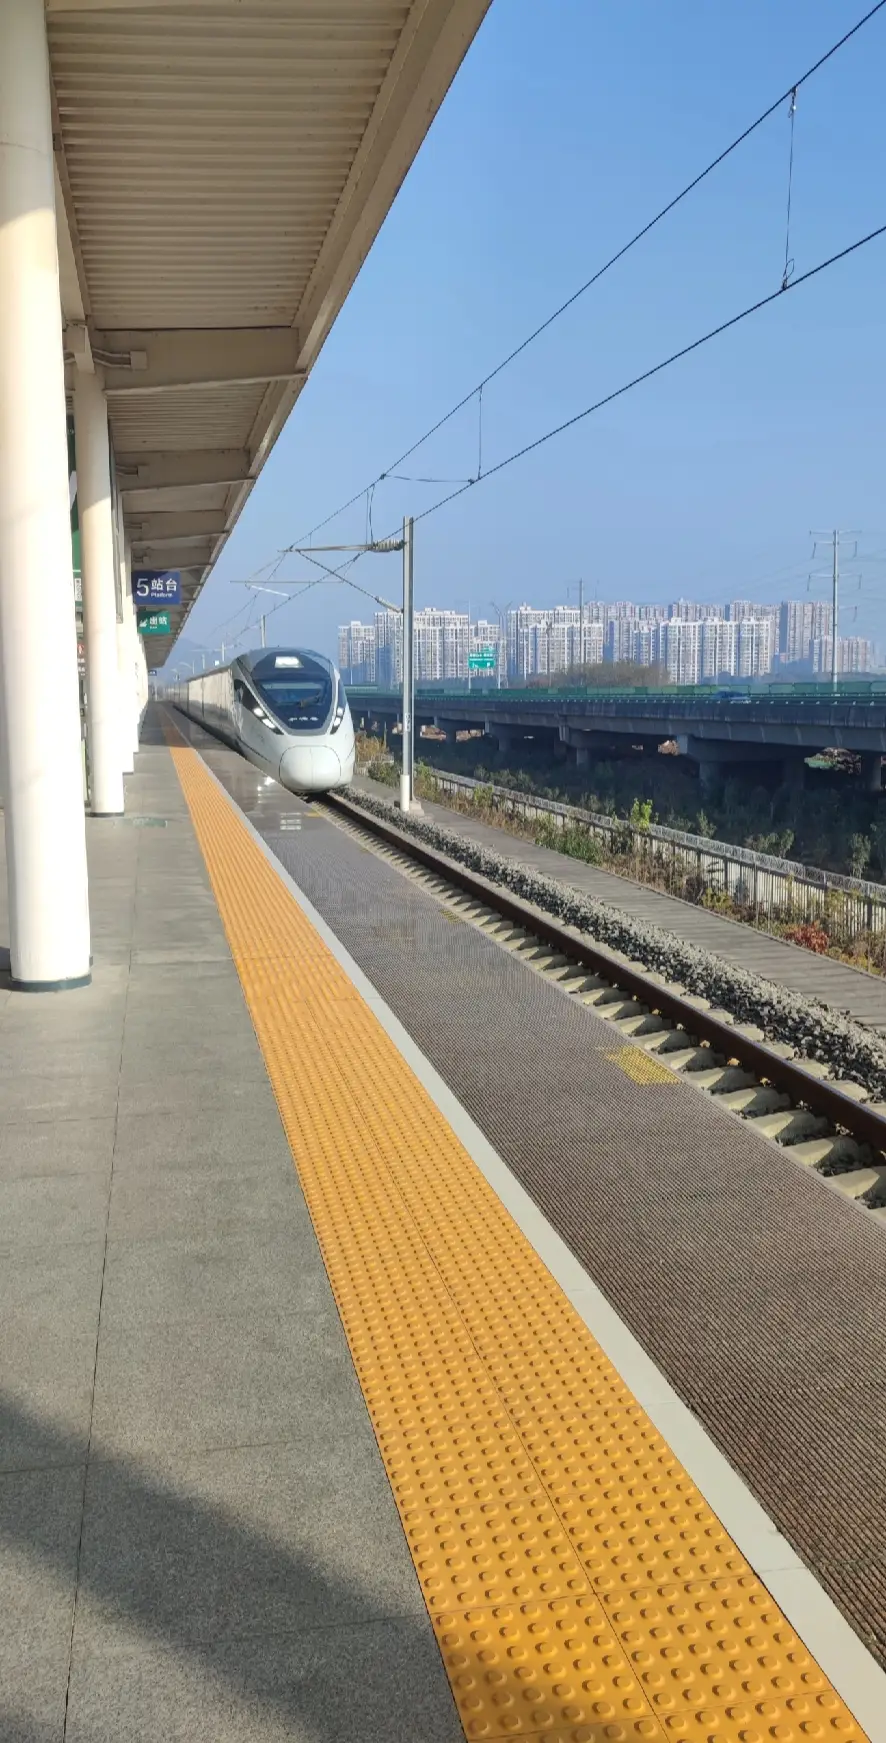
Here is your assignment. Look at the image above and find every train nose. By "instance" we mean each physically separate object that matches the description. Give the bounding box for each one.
[279,745,343,791]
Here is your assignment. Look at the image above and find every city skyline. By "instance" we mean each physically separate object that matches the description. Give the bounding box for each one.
[338,593,877,689]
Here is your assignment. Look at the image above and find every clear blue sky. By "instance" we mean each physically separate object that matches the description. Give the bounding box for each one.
[178,0,886,669]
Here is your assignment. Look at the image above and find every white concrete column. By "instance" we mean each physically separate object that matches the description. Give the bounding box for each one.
[115,501,134,773]
[124,539,145,748]
[74,368,124,814]
[136,632,149,727]
[0,0,91,988]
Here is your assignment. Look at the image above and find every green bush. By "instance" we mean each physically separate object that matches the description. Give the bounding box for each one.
[367,758,398,788]
[534,817,604,865]
[629,797,654,832]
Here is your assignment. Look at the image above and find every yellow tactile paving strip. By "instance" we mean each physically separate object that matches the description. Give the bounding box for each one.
[167,732,866,1743]
[607,1047,679,1086]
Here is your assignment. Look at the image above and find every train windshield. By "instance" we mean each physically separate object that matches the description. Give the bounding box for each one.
[252,659,333,728]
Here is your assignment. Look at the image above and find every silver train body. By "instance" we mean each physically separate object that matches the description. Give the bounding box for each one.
[171,648,355,793]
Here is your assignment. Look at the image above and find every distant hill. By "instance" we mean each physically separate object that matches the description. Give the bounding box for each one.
[150,636,207,678]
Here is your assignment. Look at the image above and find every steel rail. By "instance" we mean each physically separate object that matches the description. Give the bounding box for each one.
[325,790,886,1156]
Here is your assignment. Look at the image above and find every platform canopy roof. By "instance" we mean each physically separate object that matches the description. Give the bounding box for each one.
[50,0,490,665]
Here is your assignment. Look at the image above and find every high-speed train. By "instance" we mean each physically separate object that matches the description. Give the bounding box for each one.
[171,648,355,793]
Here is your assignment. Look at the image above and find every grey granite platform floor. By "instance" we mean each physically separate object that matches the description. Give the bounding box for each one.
[0,738,460,1743]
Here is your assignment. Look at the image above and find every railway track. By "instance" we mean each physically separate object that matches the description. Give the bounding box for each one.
[324,789,886,1216]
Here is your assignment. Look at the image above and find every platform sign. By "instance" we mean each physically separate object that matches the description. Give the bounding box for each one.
[138,610,171,635]
[134,569,181,606]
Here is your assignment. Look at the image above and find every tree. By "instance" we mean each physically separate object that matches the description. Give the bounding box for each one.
[526,661,671,691]
[629,797,653,832]
[870,816,886,877]
[848,833,871,878]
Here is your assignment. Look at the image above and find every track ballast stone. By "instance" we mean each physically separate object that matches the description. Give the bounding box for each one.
[345,790,886,1103]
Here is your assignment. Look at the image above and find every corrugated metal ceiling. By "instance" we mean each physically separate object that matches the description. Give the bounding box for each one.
[106,384,268,453]
[51,4,409,327]
[50,0,491,662]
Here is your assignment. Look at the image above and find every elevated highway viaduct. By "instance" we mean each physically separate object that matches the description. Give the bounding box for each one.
[349,686,886,789]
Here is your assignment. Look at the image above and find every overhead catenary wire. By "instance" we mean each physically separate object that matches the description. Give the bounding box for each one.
[226,576,329,653]
[384,474,477,485]
[207,550,290,646]
[223,218,886,653]
[675,553,817,600]
[290,548,391,609]
[287,0,886,551]
[202,543,351,655]
[195,8,886,661]
[393,222,886,532]
[224,551,372,651]
[205,568,329,659]
[201,593,255,651]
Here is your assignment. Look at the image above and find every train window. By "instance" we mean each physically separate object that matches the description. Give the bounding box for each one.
[233,676,282,730]
[252,672,333,728]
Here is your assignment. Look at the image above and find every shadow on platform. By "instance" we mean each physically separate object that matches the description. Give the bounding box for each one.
[0,1393,461,1742]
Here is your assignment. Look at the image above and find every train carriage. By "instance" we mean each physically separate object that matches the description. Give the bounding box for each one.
[172,648,355,794]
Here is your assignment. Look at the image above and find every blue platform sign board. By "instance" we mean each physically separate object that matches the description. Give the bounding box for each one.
[133,569,181,606]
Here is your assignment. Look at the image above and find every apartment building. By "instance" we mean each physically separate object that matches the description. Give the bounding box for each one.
[338,620,376,685]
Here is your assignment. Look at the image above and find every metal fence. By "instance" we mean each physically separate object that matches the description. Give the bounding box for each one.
[422,767,886,940]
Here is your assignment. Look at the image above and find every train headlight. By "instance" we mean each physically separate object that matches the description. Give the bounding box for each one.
[330,680,346,733]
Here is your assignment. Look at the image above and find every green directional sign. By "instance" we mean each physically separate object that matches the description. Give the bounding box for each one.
[138,610,171,636]
[468,653,496,672]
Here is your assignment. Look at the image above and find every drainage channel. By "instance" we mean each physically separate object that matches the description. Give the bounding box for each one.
[324,792,886,1219]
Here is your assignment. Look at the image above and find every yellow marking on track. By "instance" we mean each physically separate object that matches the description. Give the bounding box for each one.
[607,1046,679,1086]
[167,729,867,1743]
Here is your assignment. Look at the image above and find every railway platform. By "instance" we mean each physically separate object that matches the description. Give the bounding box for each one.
[2,706,886,1742]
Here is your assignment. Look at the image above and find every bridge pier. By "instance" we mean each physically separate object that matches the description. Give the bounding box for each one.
[434,717,460,745]
[859,752,883,792]
[679,735,806,793]
[563,727,661,768]
[372,711,398,744]
[781,755,809,791]
[485,721,516,755]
